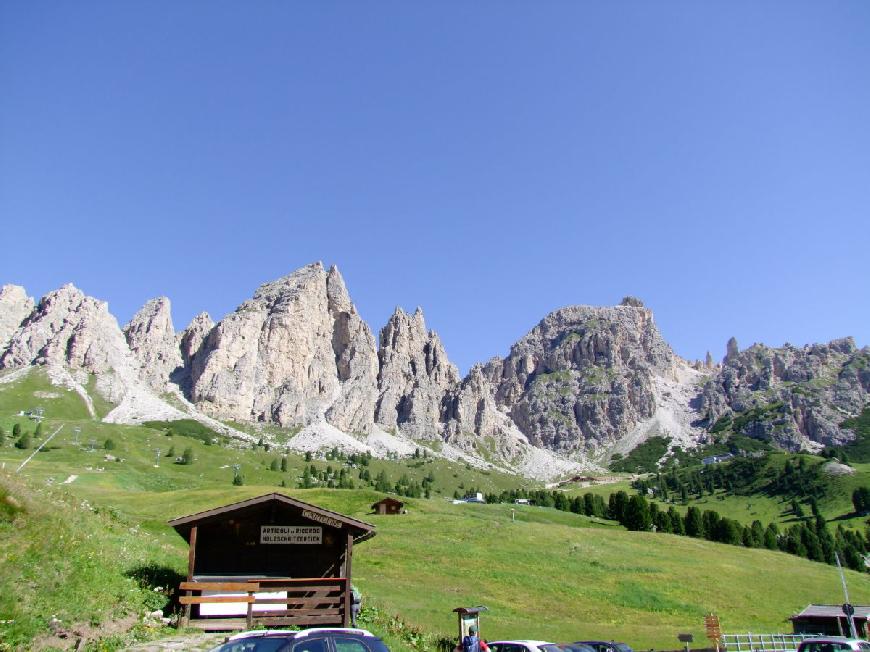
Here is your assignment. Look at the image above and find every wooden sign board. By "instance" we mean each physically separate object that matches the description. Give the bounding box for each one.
[705,613,721,640]
[260,525,322,544]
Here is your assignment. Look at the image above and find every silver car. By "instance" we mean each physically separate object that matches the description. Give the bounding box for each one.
[797,638,870,652]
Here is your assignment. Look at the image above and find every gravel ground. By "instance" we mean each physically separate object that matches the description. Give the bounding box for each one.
[122,632,228,651]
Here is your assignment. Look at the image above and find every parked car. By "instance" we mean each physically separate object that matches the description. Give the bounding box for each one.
[208,628,390,652]
[797,638,870,652]
[574,641,633,652]
[558,645,598,652]
[488,641,562,652]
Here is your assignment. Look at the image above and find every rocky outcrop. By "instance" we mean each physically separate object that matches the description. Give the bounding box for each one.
[0,285,34,351]
[699,337,869,450]
[374,307,460,439]
[124,297,183,390]
[180,312,214,365]
[483,304,678,453]
[190,263,378,433]
[725,337,739,364]
[176,312,214,390]
[0,284,139,402]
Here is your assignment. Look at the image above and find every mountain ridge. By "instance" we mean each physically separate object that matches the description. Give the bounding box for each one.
[0,266,866,478]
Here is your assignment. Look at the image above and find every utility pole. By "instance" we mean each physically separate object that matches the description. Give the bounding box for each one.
[835,552,859,639]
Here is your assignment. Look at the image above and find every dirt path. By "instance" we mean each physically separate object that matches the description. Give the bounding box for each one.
[121,632,228,651]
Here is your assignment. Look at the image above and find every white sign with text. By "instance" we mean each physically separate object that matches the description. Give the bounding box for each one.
[260,525,322,544]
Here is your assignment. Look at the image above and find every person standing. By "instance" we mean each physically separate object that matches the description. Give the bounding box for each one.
[462,625,481,652]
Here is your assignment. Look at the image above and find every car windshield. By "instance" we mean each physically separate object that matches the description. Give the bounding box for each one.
[800,643,856,652]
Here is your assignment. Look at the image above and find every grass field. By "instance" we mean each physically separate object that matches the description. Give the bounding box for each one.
[2,368,870,650]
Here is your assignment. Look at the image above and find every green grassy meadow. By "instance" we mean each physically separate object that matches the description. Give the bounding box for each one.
[1,368,870,650]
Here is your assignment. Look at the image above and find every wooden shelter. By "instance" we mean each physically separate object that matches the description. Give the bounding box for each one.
[790,604,870,637]
[371,497,405,515]
[168,493,375,631]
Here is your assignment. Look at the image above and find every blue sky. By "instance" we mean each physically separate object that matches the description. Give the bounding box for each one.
[1,1,868,374]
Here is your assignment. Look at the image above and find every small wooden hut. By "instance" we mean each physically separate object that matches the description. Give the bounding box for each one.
[790,604,870,637]
[168,493,375,631]
[371,497,405,515]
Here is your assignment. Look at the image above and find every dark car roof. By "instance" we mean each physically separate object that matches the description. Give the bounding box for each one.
[575,642,632,651]
[214,628,389,652]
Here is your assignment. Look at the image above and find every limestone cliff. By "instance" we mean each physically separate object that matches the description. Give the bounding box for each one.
[699,337,869,451]
[374,307,459,439]
[0,285,34,351]
[124,297,183,390]
[189,263,379,433]
[1,284,136,395]
[482,302,680,453]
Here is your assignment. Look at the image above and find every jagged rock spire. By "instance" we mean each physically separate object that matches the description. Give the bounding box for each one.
[124,297,182,390]
[374,306,459,438]
[0,284,34,351]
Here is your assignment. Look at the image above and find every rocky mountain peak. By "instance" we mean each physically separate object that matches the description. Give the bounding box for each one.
[374,306,459,438]
[699,337,869,450]
[189,262,378,433]
[0,284,141,404]
[124,297,182,390]
[180,312,214,365]
[326,265,352,313]
[486,303,677,452]
[0,284,34,351]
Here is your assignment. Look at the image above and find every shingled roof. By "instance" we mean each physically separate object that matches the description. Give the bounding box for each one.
[168,493,376,542]
[791,605,870,620]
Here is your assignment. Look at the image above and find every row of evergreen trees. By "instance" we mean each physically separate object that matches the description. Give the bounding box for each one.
[485,487,868,572]
[633,456,827,506]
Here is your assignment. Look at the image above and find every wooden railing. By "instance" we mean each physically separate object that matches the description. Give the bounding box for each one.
[179,577,350,629]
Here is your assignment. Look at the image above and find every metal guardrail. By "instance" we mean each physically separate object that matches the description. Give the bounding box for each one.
[721,633,822,652]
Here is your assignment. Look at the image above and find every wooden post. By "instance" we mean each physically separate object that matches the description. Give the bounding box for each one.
[343,532,354,626]
[182,526,197,627]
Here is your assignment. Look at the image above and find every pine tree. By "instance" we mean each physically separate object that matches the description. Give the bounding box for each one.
[749,520,765,548]
[623,495,652,531]
[764,523,779,550]
[281,456,288,472]
[181,447,194,465]
[668,506,685,535]
[270,458,280,472]
[608,491,629,522]
[852,487,870,515]
[584,493,595,516]
[685,506,703,538]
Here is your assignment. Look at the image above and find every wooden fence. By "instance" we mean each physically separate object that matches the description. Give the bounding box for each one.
[179,577,350,631]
